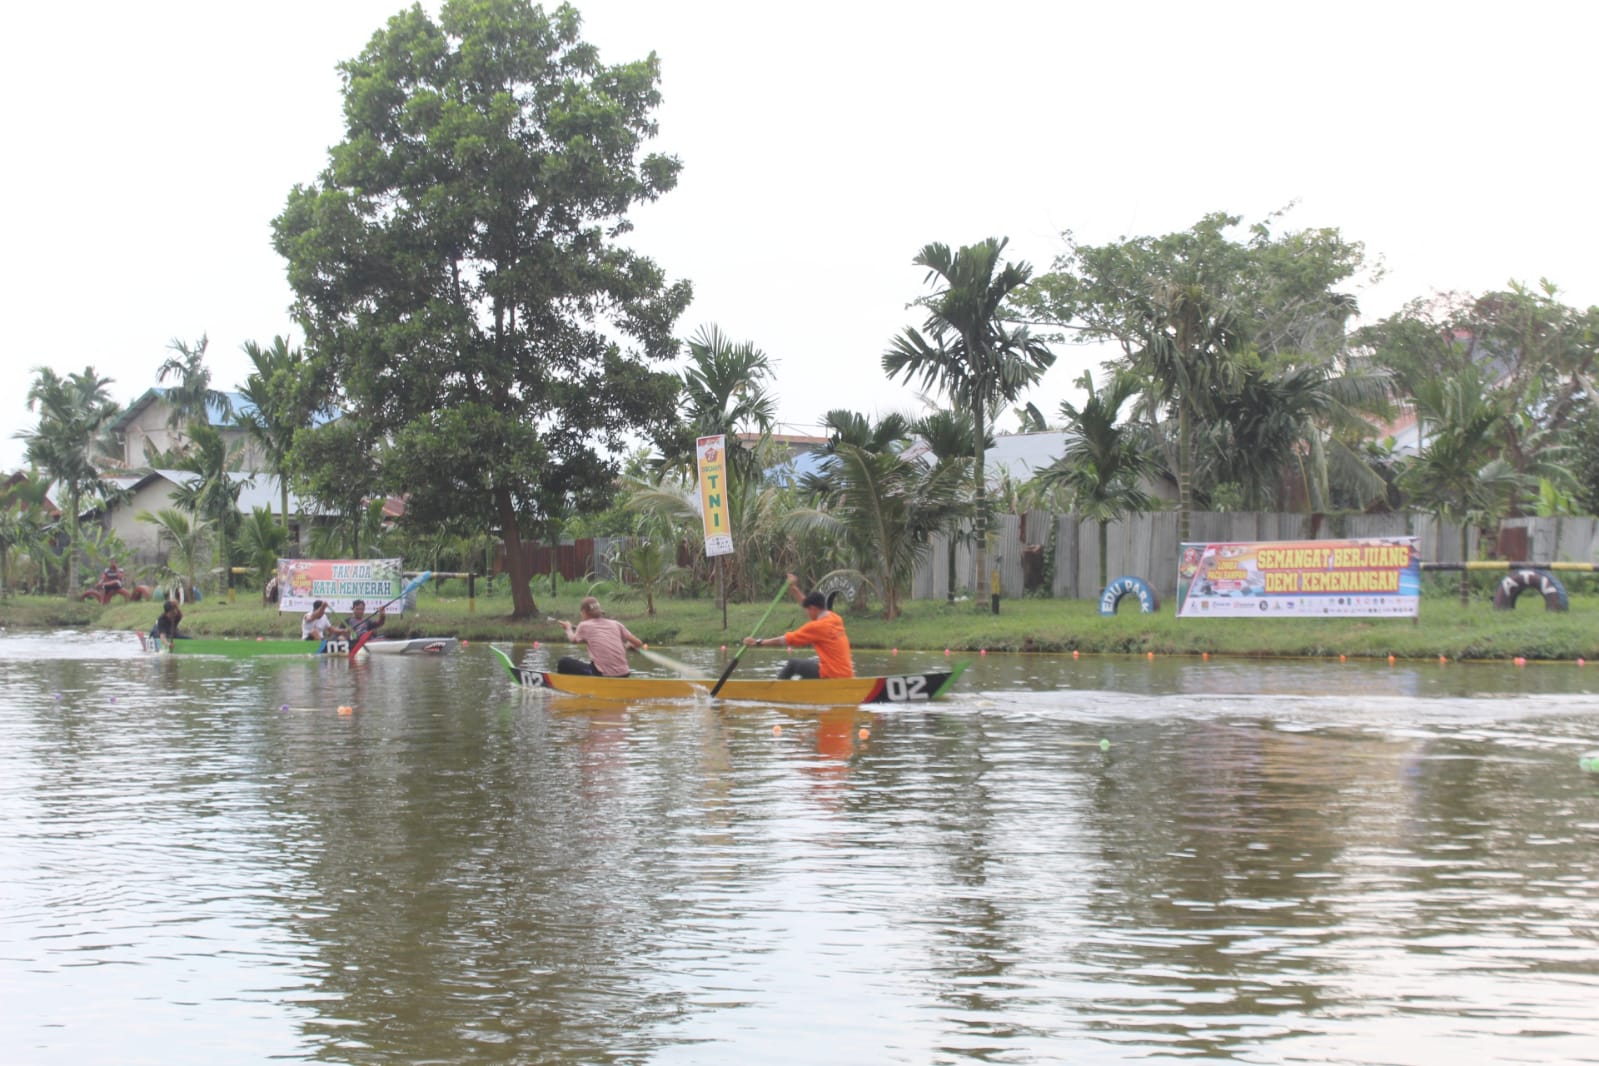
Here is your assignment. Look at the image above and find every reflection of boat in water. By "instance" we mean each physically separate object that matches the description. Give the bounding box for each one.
[491,646,966,706]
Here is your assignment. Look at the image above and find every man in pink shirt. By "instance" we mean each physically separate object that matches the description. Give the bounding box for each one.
[556,596,644,676]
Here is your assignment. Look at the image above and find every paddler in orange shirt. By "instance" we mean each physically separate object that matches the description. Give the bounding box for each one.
[743,573,854,679]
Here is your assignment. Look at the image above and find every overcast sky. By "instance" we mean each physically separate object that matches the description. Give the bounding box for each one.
[5,0,1596,472]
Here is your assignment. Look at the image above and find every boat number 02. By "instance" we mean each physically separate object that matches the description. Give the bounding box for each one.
[883,674,932,702]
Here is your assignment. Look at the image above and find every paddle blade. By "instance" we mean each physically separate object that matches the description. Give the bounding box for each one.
[638,647,699,677]
[348,631,373,660]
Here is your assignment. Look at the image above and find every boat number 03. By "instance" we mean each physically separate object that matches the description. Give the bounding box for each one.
[323,639,350,654]
[883,674,932,702]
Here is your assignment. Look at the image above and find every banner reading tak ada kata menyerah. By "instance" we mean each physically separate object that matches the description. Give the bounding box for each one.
[276,558,411,614]
[1175,537,1421,618]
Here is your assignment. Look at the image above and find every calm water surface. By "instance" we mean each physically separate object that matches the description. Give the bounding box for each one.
[3,630,1598,1064]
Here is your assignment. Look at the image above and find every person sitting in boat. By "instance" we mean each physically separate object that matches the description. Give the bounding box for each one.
[744,573,854,679]
[557,596,643,676]
[346,599,385,642]
[302,600,343,642]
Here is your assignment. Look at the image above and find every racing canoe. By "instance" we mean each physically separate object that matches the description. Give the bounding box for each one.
[142,636,351,657]
[360,637,458,655]
[140,635,454,657]
[490,645,965,706]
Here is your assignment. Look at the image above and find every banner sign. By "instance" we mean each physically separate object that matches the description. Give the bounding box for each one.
[696,435,734,557]
[1176,537,1420,618]
[277,558,408,614]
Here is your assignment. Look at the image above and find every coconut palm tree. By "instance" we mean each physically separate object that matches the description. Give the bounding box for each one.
[783,443,968,620]
[17,366,122,591]
[1036,370,1159,594]
[883,238,1055,611]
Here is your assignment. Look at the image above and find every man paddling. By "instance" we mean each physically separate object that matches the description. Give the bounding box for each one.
[346,599,386,642]
[557,596,643,676]
[744,573,854,679]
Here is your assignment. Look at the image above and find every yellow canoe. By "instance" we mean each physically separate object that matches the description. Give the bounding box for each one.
[491,646,965,706]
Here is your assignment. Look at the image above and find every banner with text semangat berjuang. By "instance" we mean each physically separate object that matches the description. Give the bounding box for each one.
[1175,537,1420,618]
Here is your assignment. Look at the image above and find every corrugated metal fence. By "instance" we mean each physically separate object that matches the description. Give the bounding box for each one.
[913,513,1599,602]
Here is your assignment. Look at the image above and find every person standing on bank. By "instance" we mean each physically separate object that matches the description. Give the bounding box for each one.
[743,573,854,679]
[557,596,644,676]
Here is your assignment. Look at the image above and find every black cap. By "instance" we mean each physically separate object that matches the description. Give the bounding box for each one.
[801,591,826,610]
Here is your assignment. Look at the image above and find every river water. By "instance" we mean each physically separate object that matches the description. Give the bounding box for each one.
[3,631,1598,1065]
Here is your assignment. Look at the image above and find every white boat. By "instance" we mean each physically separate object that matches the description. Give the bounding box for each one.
[359,637,458,656]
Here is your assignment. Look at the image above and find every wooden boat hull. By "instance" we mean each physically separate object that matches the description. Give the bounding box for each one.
[491,646,964,705]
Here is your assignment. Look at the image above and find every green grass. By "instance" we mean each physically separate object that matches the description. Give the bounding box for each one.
[12,584,1599,663]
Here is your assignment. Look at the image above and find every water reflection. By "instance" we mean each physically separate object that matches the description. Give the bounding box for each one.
[2,634,1598,1064]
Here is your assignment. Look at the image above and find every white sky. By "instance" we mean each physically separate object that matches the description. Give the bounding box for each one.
[5,0,1597,472]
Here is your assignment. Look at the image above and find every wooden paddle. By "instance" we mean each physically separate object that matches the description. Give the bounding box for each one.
[708,580,791,697]
[349,570,433,658]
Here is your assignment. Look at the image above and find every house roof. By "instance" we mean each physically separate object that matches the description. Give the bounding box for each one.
[110,388,339,434]
[110,388,254,433]
[135,470,333,517]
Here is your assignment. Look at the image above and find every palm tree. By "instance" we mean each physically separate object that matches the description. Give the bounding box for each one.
[911,408,978,602]
[679,324,777,478]
[883,238,1055,611]
[0,471,52,598]
[1130,281,1244,542]
[1196,355,1394,512]
[783,443,968,620]
[1397,366,1525,605]
[158,335,232,442]
[17,366,122,591]
[236,336,316,530]
[1036,371,1159,594]
[136,508,213,600]
[169,423,250,559]
[236,506,289,593]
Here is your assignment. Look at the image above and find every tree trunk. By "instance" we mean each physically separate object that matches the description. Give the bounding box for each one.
[1458,522,1470,606]
[945,521,957,603]
[494,486,539,619]
[1177,402,1192,544]
[1097,518,1109,595]
[973,374,993,614]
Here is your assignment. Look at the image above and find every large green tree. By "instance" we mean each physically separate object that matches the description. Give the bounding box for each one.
[1019,210,1374,538]
[272,0,688,619]
[883,237,1055,611]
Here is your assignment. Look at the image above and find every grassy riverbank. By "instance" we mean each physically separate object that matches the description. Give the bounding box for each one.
[8,585,1599,663]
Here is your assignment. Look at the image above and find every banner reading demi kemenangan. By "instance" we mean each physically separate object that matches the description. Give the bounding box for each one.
[276,558,409,614]
[1176,537,1420,618]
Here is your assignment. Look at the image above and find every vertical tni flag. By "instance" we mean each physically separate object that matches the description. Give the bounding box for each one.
[697,435,734,557]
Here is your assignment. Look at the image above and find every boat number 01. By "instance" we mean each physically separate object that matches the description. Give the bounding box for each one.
[883,674,931,701]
